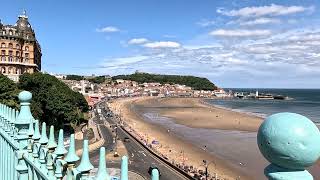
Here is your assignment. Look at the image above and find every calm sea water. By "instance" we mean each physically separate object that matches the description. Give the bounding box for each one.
[206,89,320,123]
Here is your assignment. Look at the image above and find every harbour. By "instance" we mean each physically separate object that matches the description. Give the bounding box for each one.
[207,89,320,123]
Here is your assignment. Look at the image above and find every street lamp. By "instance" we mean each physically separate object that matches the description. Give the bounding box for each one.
[201,159,216,180]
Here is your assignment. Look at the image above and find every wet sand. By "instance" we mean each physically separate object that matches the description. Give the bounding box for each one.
[108,97,320,180]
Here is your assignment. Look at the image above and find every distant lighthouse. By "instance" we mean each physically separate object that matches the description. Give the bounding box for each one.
[256,90,259,97]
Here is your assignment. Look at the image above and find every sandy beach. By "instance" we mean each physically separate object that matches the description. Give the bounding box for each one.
[108,97,320,180]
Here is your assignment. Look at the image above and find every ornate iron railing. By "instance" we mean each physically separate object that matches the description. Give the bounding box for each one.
[0,91,160,180]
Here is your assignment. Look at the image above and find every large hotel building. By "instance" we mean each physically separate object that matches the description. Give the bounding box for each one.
[0,11,41,81]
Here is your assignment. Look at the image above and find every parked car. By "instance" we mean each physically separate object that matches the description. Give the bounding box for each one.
[124,137,130,142]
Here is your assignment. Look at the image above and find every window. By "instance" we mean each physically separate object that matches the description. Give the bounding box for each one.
[25,53,29,63]
[8,67,12,74]
[1,43,5,48]
[8,43,13,48]
[25,46,29,51]
[1,50,5,62]
[8,51,13,62]
[16,44,20,49]
[1,67,6,74]
[16,68,21,75]
[9,31,13,36]
[16,51,20,57]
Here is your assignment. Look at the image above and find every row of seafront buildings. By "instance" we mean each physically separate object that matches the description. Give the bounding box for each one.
[56,76,229,107]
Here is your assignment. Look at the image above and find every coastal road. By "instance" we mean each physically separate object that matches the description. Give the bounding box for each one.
[90,101,191,180]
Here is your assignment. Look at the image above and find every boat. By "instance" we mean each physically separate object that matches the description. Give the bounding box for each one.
[274,95,286,100]
[256,94,274,100]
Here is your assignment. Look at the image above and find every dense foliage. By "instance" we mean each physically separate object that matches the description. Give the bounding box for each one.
[0,75,19,108]
[66,74,84,81]
[67,74,108,84]
[88,76,106,84]
[18,73,89,129]
[112,73,217,90]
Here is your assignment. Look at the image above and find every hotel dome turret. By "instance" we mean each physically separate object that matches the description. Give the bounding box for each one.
[0,11,42,82]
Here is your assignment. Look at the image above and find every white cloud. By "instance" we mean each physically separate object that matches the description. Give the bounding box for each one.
[217,4,314,17]
[101,55,149,68]
[197,19,216,27]
[128,38,149,45]
[209,29,271,37]
[240,18,280,26]
[91,28,320,88]
[163,34,177,38]
[96,26,120,33]
[143,41,181,48]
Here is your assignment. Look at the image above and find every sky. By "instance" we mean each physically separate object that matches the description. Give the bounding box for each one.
[1,0,320,88]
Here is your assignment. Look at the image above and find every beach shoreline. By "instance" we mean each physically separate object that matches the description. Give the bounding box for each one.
[108,97,269,179]
[108,96,320,179]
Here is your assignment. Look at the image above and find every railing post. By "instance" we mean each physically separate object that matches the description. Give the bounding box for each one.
[32,120,41,180]
[27,120,34,179]
[47,125,57,179]
[65,134,80,180]
[76,139,94,179]
[257,112,320,180]
[39,122,49,173]
[55,129,67,179]
[15,91,35,180]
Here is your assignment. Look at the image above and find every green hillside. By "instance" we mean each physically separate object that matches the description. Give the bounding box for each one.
[112,73,217,90]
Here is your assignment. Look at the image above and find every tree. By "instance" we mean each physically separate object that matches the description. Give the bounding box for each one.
[88,76,106,84]
[0,75,19,108]
[66,74,84,81]
[18,73,89,130]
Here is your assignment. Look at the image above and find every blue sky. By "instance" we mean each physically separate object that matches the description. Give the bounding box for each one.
[1,0,320,88]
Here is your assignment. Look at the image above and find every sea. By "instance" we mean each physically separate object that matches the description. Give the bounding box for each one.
[205,89,320,123]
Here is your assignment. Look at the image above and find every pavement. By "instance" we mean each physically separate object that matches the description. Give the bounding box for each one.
[89,101,191,180]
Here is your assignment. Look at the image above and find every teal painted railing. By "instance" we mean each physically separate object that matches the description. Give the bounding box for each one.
[0,91,160,180]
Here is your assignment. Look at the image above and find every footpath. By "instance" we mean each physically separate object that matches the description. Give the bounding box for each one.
[75,113,105,155]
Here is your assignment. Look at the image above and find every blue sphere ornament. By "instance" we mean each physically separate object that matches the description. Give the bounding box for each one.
[18,91,32,103]
[257,112,320,170]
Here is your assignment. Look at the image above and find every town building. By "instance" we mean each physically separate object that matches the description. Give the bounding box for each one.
[0,11,41,81]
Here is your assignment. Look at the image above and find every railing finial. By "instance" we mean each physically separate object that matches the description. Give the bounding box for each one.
[95,147,111,180]
[32,120,41,140]
[65,134,80,163]
[76,139,94,176]
[121,156,129,180]
[47,125,57,149]
[258,112,320,180]
[151,169,160,180]
[16,91,34,125]
[39,122,48,144]
[55,129,67,156]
